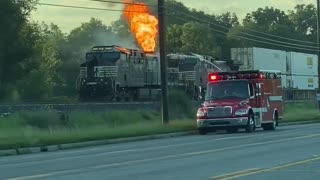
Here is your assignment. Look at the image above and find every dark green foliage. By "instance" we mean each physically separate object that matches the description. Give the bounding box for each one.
[168,90,195,119]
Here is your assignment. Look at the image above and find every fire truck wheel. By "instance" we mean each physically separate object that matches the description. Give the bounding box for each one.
[263,113,278,131]
[245,113,255,133]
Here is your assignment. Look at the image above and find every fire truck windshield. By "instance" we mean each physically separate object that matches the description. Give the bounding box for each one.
[205,80,250,101]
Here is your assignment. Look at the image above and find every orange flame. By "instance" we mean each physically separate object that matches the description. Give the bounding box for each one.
[122,0,158,53]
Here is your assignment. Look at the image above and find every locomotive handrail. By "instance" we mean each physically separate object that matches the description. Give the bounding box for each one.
[191,53,224,72]
[75,74,80,90]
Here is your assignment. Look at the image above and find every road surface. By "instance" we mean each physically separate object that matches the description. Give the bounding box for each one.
[0,123,319,180]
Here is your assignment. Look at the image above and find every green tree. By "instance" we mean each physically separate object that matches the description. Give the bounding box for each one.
[289,4,317,42]
[15,22,65,101]
[180,22,218,56]
[165,0,191,26]
[111,18,131,37]
[0,0,38,101]
[164,0,239,58]
[213,12,240,59]
[166,24,183,53]
[110,18,137,47]
[226,6,311,53]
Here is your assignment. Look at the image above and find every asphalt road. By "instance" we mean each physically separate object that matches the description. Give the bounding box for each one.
[0,123,320,180]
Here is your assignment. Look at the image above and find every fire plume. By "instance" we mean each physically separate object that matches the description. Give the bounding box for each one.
[122,0,158,53]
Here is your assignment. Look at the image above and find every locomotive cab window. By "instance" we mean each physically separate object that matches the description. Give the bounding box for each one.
[86,51,120,66]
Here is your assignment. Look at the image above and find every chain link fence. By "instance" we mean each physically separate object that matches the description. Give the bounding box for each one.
[282,89,319,113]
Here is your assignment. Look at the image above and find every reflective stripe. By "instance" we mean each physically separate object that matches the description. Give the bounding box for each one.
[252,107,268,113]
[269,96,282,102]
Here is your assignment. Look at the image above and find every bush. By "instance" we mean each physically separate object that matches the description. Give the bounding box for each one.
[168,90,195,119]
[10,111,62,129]
[0,110,161,130]
[66,110,160,128]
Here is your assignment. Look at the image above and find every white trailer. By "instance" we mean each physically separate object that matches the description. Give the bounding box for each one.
[286,51,318,76]
[230,47,287,88]
[286,75,319,90]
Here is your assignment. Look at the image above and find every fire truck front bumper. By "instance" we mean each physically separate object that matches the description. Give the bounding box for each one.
[197,117,248,129]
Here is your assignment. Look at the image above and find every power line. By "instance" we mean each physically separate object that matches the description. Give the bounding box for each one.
[89,0,158,7]
[171,15,320,52]
[34,2,146,13]
[170,8,319,49]
[168,5,320,45]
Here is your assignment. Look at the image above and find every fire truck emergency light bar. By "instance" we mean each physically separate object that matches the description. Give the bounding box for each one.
[208,70,281,82]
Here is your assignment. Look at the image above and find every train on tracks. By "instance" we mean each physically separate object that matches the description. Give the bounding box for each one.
[76,45,242,102]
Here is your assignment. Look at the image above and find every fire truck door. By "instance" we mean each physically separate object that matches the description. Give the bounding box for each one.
[250,82,262,127]
[253,83,263,127]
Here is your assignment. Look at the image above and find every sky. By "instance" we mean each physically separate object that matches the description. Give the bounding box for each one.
[30,0,316,34]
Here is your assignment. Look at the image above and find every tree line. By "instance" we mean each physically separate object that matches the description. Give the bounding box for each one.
[0,0,318,103]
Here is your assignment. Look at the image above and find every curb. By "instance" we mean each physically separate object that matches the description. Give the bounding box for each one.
[57,131,198,150]
[0,149,18,156]
[279,120,320,126]
[17,147,41,155]
[0,131,197,157]
[0,121,319,157]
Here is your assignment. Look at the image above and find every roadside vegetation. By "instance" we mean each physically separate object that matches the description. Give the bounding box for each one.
[282,101,320,122]
[0,90,196,150]
[0,91,319,150]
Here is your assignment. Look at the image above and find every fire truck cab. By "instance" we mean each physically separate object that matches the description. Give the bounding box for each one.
[196,70,283,135]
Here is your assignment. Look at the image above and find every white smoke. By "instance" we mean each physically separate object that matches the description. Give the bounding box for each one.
[93,31,139,50]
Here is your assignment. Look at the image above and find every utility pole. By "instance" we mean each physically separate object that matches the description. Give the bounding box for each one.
[317,0,320,76]
[317,0,320,109]
[158,0,169,124]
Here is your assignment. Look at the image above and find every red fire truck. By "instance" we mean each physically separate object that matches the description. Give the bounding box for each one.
[196,70,283,135]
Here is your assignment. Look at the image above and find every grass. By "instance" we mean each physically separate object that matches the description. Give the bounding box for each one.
[0,118,196,150]
[0,91,319,150]
[0,90,197,150]
[282,101,320,123]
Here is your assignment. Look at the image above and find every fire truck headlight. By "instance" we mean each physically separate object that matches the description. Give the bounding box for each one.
[235,109,248,116]
[197,109,206,117]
